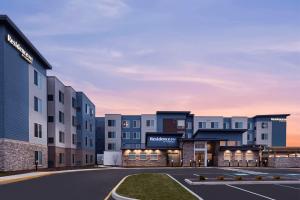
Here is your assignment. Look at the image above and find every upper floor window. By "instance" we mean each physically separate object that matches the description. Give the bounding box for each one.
[146,120,154,127]
[47,94,54,101]
[72,97,76,108]
[34,70,42,88]
[224,122,230,129]
[177,120,185,129]
[72,134,76,145]
[198,122,206,129]
[59,111,64,124]
[122,120,130,128]
[48,116,54,123]
[59,91,64,104]
[89,138,93,147]
[187,122,192,129]
[211,122,219,128]
[72,116,76,127]
[34,96,42,112]
[108,120,116,127]
[248,122,253,130]
[108,143,116,150]
[261,133,268,140]
[133,120,140,128]
[235,122,243,129]
[85,104,89,114]
[34,123,42,138]
[132,132,140,139]
[122,132,130,139]
[108,131,116,138]
[261,122,268,129]
[59,131,65,143]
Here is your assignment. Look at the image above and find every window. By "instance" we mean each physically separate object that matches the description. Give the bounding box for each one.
[224,150,232,161]
[48,137,54,143]
[90,138,93,147]
[261,133,268,140]
[34,123,42,138]
[235,122,243,129]
[59,153,64,164]
[108,143,116,150]
[72,97,76,108]
[227,141,238,146]
[90,155,93,163]
[220,141,226,146]
[48,116,54,122]
[72,154,75,164]
[72,134,76,145]
[132,132,140,139]
[47,94,54,101]
[85,120,88,130]
[34,151,42,165]
[122,132,130,139]
[140,153,147,160]
[108,131,116,138]
[194,141,205,149]
[187,122,192,129]
[122,120,130,128]
[128,153,136,160]
[59,111,64,124]
[85,137,88,146]
[224,122,230,129]
[72,116,76,126]
[198,122,206,129]
[146,120,154,127]
[108,120,115,127]
[177,120,185,128]
[85,104,89,114]
[59,91,64,104]
[34,70,42,87]
[133,120,140,128]
[211,122,219,128]
[261,122,268,129]
[90,123,93,132]
[86,154,88,163]
[34,97,42,112]
[248,122,253,130]
[234,150,242,161]
[59,131,65,143]
[247,134,250,141]
[245,150,254,161]
[150,153,158,160]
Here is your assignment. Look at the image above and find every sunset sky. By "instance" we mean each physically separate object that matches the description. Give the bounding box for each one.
[1,0,299,146]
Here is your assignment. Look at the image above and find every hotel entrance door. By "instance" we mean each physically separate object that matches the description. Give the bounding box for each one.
[195,151,206,167]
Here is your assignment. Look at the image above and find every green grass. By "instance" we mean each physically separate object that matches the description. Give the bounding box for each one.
[116,173,198,200]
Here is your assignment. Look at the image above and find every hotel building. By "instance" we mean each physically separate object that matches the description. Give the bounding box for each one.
[0,15,51,171]
[103,111,289,167]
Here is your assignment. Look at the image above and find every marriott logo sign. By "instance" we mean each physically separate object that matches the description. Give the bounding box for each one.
[7,34,33,64]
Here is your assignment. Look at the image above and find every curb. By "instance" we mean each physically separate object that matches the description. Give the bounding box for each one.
[185,179,300,185]
[111,175,138,200]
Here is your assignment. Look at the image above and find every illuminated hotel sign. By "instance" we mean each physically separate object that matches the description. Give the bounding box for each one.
[7,34,33,64]
[271,118,286,122]
[146,134,180,148]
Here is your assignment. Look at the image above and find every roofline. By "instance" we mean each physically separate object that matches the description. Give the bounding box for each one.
[0,15,52,69]
[156,111,192,115]
[253,114,290,118]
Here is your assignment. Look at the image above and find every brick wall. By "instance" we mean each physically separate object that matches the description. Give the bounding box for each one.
[268,157,300,168]
[182,141,194,166]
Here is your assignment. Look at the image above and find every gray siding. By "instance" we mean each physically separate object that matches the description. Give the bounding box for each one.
[272,121,286,146]
[0,27,4,138]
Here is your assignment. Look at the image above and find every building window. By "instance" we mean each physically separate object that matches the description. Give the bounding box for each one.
[220,141,226,146]
[150,153,158,160]
[34,151,42,165]
[34,123,42,138]
[122,132,130,139]
[85,120,88,130]
[72,134,76,145]
[108,120,116,127]
[59,153,64,164]
[198,122,206,129]
[235,122,243,129]
[122,120,130,128]
[108,131,116,138]
[133,120,140,128]
[146,120,154,127]
[59,91,64,104]
[194,141,205,149]
[90,123,93,132]
[34,97,42,112]
[72,116,76,126]
[59,111,64,124]
[34,70,42,87]
[48,116,54,123]
[248,122,253,130]
[187,122,192,129]
[132,132,140,139]
[234,150,242,161]
[227,141,238,146]
[247,134,251,141]
[224,122,230,129]
[211,122,219,128]
[59,131,65,143]
[85,104,89,114]
[47,94,54,101]
[86,154,88,163]
[48,137,54,143]
[72,97,76,108]
[140,153,147,160]
[72,154,75,164]
[261,133,268,140]
[177,120,185,129]
[108,143,116,150]
[261,122,268,129]
[89,138,93,147]
[245,150,254,161]
[128,153,136,160]
[85,137,88,146]
[90,155,93,163]
[224,150,232,161]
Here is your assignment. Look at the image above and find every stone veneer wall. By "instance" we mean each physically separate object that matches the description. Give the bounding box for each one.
[182,141,194,167]
[217,150,259,167]
[65,148,76,167]
[268,157,300,168]
[122,150,168,167]
[76,149,95,166]
[0,139,47,171]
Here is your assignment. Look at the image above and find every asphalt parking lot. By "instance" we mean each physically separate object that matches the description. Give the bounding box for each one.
[0,167,299,200]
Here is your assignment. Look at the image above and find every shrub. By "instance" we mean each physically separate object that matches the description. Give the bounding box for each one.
[217,176,224,181]
[199,176,206,181]
[273,176,281,180]
[256,176,263,180]
[235,176,242,181]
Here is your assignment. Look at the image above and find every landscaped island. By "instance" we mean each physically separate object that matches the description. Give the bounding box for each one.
[116,173,198,200]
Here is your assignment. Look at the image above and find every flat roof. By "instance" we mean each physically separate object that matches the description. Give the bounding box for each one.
[0,15,52,69]
[253,114,290,118]
[156,111,191,115]
[194,129,247,135]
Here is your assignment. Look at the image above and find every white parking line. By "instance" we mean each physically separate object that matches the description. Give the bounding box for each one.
[193,174,199,177]
[226,184,276,200]
[275,184,300,190]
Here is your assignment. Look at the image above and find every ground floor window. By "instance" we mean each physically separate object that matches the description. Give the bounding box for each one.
[90,155,93,163]
[150,153,158,160]
[86,154,88,163]
[234,150,242,161]
[59,153,64,164]
[128,153,136,160]
[34,151,42,165]
[224,150,231,161]
[245,150,254,160]
[140,153,147,160]
[72,154,75,164]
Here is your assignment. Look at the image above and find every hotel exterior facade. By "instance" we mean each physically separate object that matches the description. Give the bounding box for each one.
[103,111,290,167]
